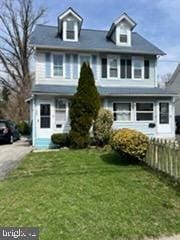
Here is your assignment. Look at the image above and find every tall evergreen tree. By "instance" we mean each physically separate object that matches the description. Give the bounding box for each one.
[69,63,100,148]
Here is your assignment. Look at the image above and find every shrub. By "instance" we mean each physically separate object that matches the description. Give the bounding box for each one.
[93,108,113,146]
[51,133,69,147]
[69,63,100,148]
[17,121,30,135]
[110,128,149,161]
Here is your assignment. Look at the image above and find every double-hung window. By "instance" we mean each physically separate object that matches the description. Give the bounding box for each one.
[136,103,154,121]
[133,59,143,79]
[66,20,75,40]
[113,103,131,121]
[53,55,63,77]
[120,26,128,43]
[55,99,67,128]
[109,58,118,78]
[120,59,132,78]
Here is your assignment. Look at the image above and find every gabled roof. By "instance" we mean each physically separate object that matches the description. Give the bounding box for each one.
[58,7,83,35]
[166,64,180,86]
[107,12,136,39]
[30,25,165,56]
[32,84,178,97]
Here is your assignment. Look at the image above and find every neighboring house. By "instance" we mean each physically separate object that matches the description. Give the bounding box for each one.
[166,64,180,115]
[29,7,177,149]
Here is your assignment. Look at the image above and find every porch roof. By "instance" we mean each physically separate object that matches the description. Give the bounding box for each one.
[32,84,178,97]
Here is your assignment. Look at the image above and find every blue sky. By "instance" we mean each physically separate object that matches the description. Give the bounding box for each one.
[35,0,180,80]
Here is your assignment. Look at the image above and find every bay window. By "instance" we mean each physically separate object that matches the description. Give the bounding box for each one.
[53,55,63,77]
[113,102,131,121]
[109,58,118,78]
[136,103,154,121]
[55,99,67,128]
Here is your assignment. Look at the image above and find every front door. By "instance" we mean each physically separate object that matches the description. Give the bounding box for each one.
[157,102,171,134]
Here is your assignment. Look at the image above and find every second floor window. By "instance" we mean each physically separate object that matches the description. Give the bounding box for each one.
[133,59,143,79]
[80,55,91,66]
[109,58,118,78]
[53,55,63,77]
[121,59,132,78]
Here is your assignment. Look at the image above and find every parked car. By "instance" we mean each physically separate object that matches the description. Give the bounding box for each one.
[175,115,180,134]
[0,120,20,144]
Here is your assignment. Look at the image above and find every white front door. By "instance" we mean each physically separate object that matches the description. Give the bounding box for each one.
[37,102,52,138]
[157,101,171,134]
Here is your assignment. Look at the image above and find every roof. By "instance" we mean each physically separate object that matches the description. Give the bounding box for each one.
[32,84,178,97]
[107,13,136,39]
[30,24,165,56]
[166,64,180,86]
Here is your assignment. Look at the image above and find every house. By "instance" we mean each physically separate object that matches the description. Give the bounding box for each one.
[29,7,177,149]
[166,64,180,115]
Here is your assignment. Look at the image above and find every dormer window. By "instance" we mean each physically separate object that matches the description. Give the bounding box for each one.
[66,20,75,40]
[120,34,127,43]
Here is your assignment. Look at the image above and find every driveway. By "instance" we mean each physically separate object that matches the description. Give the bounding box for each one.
[0,137,32,180]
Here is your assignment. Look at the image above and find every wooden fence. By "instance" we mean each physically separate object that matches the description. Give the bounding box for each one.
[145,139,180,181]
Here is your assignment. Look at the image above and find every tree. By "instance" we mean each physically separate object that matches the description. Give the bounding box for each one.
[69,63,100,148]
[0,0,46,120]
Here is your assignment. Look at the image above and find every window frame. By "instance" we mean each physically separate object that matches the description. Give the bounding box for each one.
[113,102,132,122]
[132,57,144,80]
[52,53,64,78]
[159,102,169,124]
[66,20,75,40]
[135,102,154,122]
[55,98,68,129]
[108,56,119,79]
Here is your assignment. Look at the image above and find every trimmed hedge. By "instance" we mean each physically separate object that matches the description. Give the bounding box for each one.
[93,108,113,146]
[110,128,149,160]
[51,133,70,147]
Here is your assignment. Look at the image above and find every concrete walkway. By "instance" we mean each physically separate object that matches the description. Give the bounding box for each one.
[0,137,32,180]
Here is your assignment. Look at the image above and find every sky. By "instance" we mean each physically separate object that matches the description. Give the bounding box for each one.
[35,0,180,81]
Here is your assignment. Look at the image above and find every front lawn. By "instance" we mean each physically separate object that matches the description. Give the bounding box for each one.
[0,149,180,239]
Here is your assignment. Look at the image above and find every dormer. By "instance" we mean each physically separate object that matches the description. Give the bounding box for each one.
[107,13,136,47]
[58,8,83,42]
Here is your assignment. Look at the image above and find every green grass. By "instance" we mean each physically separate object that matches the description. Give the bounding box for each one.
[0,149,180,240]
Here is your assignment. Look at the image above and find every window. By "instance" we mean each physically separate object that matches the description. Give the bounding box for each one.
[120,59,132,78]
[159,102,169,124]
[101,58,107,78]
[144,60,150,79]
[66,20,75,40]
[109,58,118,78]
[40,104,50,128]
[120,34,128,43]
[136,103,153,121]
[55,99,66,128]
[80,55,91,66]
[53,55,63,76]
[134,59,143,79]
[113,103,131,121]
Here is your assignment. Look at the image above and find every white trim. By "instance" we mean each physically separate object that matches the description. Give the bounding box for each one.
[63,19,78,42]
[112,101,132,122]
[114,13,136,29]
[135,102,154,122]
[132,56,144,80]
[51,53,65,78]
[59,8,82,22]
[107,55,120,79]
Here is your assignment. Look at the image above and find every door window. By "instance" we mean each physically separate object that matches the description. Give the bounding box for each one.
[40,104,51,128]
[159,102,169,124]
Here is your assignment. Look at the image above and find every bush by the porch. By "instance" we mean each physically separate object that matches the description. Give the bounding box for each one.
[111,128,149,160]
[93,108,113,146]
[51,133,69,147]
[17,121,30,135]
[69,63,100,148]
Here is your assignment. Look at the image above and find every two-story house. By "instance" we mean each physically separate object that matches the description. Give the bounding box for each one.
[29,7,177,149]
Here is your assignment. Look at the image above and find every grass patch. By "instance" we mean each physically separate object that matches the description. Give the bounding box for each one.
[0,149,180,239]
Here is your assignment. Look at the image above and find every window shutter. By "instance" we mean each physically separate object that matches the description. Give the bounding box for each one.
[127,59,132,78]
[72,54,78,79]
[65,54,71,79]
[144,60,150,79]
[45,53,51,78]
[101,58,107,78]
[92,55,97,79]
[120,59,126,78]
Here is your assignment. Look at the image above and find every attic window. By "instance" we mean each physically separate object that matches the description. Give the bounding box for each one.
[66,20,75,40]
[120,34,127,43]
